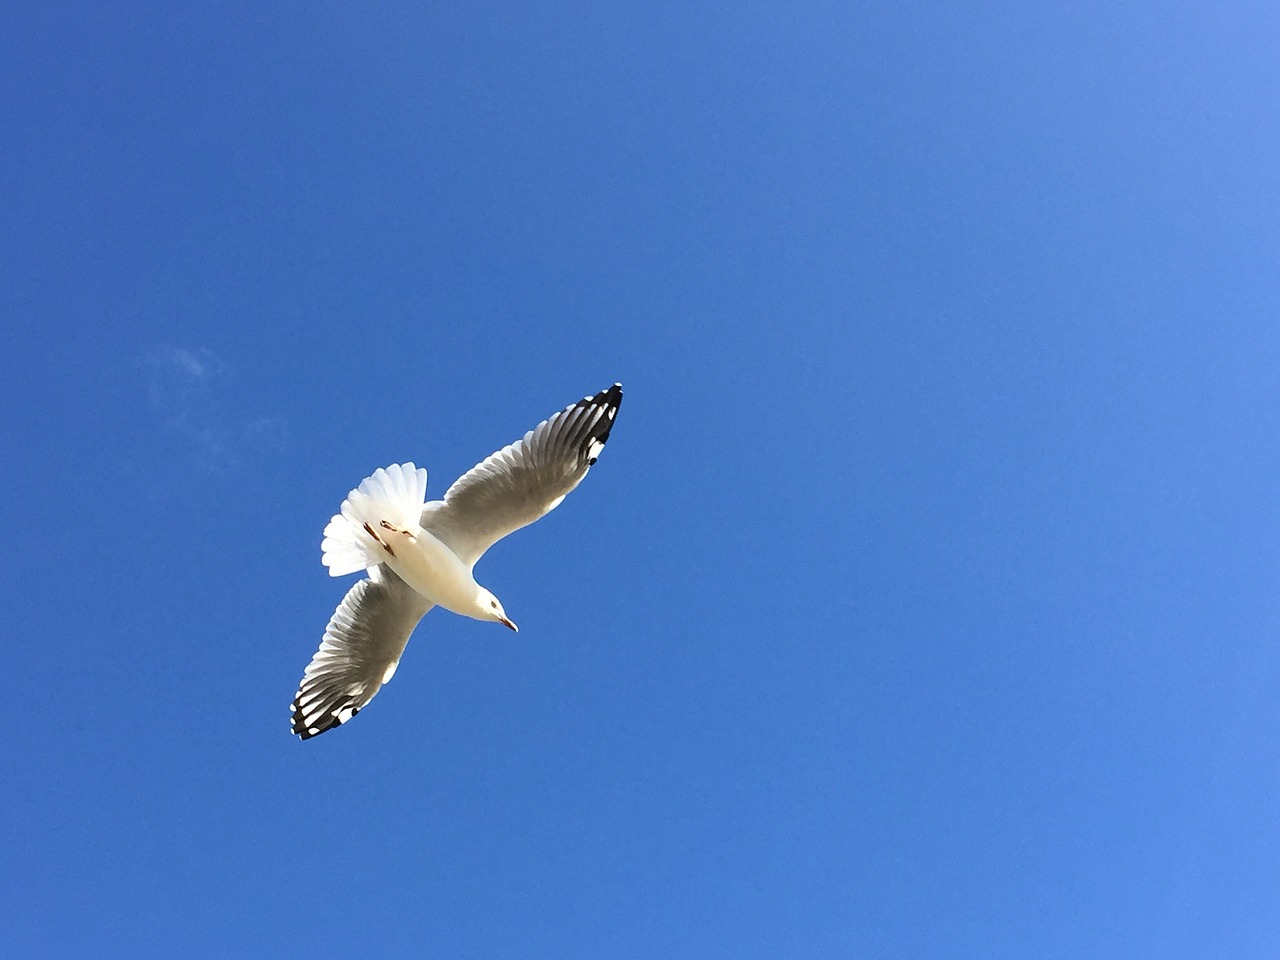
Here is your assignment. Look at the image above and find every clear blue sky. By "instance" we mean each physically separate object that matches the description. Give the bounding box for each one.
[4,2,1279,956]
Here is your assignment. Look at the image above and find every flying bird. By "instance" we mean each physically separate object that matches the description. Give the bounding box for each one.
[291,383,623,739]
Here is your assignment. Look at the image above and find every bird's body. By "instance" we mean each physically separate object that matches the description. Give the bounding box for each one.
[371,523,479,617]
[319,463,511,625]
[292,383,622,739]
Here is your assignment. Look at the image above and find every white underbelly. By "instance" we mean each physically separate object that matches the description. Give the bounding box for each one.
[381,525,476,614]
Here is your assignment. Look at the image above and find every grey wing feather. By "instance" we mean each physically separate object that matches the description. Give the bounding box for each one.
[291,565,433,739]
[420,383,622,567]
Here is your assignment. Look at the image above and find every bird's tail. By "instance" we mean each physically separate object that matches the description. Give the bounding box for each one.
[321,463,429,576]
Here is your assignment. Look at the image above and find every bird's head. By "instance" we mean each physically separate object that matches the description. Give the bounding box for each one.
[478,587,518,632]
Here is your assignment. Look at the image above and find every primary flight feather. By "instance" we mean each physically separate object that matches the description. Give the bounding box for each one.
[292,383,623,739]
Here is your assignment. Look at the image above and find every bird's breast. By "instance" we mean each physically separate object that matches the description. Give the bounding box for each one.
[383,525,476,612]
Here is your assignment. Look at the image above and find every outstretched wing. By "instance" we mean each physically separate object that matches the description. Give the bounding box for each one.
[419,383,622,567]
[291,565,434,739]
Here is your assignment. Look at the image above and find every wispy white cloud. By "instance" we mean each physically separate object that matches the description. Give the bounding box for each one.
[165,346,222,381]
[144,346,287,471]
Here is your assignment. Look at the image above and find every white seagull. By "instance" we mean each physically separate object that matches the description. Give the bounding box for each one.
[291,383,623,739]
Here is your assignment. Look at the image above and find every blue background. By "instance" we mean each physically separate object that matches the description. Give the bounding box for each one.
[4,2,1279,956]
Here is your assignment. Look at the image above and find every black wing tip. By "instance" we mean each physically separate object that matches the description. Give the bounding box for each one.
[579,383,623,464]
[585,382,622,404]
[290,696,359,740]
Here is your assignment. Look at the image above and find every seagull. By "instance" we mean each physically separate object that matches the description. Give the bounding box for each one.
[291,383,623,739]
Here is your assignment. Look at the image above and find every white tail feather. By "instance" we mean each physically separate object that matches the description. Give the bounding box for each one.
[321,463,428,576]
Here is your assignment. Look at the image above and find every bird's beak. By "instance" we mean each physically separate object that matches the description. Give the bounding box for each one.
[500,615,519,633]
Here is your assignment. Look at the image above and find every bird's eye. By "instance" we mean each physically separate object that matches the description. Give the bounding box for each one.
[491,600,497,608]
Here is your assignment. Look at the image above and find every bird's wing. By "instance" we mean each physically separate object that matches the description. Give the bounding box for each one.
[291,565,433,739]
[419,384,622,567]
